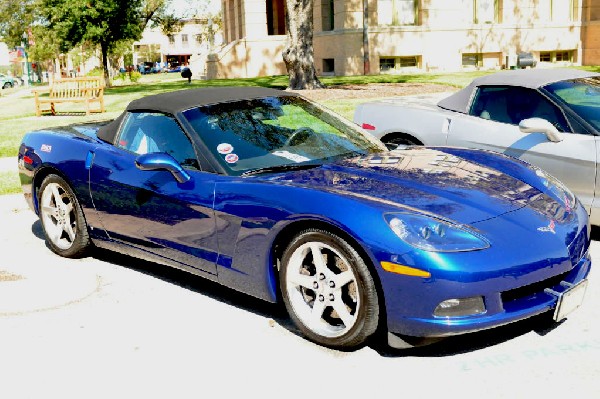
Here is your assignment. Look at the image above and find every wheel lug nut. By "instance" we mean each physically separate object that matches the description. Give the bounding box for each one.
[313,282,319,289]
[319,273,326,280]
[329,281,335,288]
[329,293,334,301]
[318,294,325,302]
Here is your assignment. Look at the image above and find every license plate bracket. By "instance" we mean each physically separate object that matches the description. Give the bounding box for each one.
[548,279,588,322]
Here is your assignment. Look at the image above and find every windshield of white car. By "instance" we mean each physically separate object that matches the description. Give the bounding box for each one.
[544,77,600,132]
[183,96,386,176]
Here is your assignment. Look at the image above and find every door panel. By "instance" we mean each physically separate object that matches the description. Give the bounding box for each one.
[89,147,218,274]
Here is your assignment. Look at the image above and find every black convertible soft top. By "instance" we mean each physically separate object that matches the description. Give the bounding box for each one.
[97,86,296,144]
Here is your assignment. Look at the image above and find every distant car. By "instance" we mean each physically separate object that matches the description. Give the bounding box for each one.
[18,87,590,350]
[0,73,15,89]
[354,68,600,225]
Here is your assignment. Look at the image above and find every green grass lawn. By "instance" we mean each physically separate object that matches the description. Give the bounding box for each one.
[1,66,597,196]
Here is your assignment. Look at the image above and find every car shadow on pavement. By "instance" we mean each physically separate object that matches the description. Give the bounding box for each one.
[371,313,564,357]
[29,218,573,356]
[90,246,296,330]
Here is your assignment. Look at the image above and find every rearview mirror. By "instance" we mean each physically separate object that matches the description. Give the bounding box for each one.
[135,152,191,183]
[518,118,562,143]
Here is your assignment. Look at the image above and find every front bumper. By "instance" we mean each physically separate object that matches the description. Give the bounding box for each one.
[387,250,590,346]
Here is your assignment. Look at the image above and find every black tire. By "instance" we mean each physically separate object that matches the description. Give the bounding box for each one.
[280,229,379,349]
[38,174,91,258]
[2,82,12,89]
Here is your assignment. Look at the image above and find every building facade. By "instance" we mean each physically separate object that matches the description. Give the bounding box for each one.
[208,0,600,79]
[133,18,222,76]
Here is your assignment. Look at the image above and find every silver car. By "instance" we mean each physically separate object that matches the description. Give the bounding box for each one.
[354,69,600,225]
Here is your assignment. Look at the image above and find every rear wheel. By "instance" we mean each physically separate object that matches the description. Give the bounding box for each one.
[2,82,12,89]
[39,174,91,258]
[280,229,379,349]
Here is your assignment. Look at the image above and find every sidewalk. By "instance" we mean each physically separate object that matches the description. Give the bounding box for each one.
[0,157,17,173]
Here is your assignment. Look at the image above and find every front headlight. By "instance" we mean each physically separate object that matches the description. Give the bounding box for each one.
[385,213,490,252]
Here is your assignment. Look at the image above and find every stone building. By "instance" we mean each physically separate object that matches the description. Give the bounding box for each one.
[207,0,600,78]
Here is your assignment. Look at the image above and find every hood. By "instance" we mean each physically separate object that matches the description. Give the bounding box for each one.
[267,147,554,225]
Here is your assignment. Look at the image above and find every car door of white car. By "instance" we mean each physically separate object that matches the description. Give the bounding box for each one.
[445,85,598,219]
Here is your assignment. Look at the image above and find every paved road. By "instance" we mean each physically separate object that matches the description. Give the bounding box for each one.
[0,192,598,399]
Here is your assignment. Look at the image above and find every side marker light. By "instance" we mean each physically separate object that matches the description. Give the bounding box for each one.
[381,261,431,278]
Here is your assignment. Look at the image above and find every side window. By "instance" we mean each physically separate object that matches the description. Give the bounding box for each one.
[470,86,570,132]
[116,112,200,169]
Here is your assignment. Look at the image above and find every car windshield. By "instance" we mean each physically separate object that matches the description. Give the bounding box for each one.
[544,77,600,131]
[183,95,386,175]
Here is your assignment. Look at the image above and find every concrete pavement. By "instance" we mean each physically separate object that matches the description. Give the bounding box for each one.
[0,157,17,173]
[0,192,598,399]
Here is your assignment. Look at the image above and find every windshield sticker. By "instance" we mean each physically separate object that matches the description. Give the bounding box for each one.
[272,151,310,163]
[225,153,239,164]
[217,143,234,154]
[40,144,52,153]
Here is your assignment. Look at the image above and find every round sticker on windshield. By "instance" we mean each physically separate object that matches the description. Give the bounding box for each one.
[225,153,239,164]
[217,143,233,154]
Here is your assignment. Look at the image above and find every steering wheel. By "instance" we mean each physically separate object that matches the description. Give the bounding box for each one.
[285,127,315,147]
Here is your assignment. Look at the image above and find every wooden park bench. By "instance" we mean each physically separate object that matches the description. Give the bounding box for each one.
[34,76,105,117]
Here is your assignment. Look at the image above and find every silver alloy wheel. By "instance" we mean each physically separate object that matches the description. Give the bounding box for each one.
[285,241,360,338]
[40,182,77,250]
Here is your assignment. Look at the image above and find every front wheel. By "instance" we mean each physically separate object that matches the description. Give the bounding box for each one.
[38,174,91,258]
[280,229,379,349]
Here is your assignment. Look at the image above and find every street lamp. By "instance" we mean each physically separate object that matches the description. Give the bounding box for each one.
[21,31,32,86]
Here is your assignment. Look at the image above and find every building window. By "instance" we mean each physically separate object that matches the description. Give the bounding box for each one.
[473,0,500,24]
[323,58,335,74]
[592,4,600,20]
[181,34,189,47]
[380,58,396,72]
[462,53,482,67]
[553,0,575,22]
[195,34,202,45]
[267,0,286,35]
[399,56,418,67]
[539,50,574,63]
[379,56,419,72]
[555,50,572,62]
[321,0,334,31]
[168,35,175,45]
[378,0,418,26]
[539,0,576,22]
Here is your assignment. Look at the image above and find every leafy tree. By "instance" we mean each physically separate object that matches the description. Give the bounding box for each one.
[42,0,144,86]
[282,0,324,90]
[0,0,37,47]
[28,25,61,80]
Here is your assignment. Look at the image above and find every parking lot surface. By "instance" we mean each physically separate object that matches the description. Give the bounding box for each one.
[1,193,598,399]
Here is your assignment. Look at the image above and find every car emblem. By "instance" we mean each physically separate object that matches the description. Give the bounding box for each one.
[538,220,556,234]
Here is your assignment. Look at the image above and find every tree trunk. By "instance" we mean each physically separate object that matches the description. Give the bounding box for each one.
[282,0,325,90]
[101,42,111,88]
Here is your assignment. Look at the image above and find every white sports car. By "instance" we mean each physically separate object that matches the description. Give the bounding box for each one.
[354,69,600,225]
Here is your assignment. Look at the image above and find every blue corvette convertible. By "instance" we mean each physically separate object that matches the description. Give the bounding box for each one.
[18,87,590,349]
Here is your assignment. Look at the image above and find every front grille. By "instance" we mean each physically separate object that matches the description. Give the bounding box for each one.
[501,271,569,304]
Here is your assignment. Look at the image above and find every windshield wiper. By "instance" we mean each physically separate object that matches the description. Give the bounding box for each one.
[241,163,322,176]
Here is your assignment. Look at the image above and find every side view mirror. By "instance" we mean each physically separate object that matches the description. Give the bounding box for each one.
[518,118,562,143]
[135,152,191,183]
